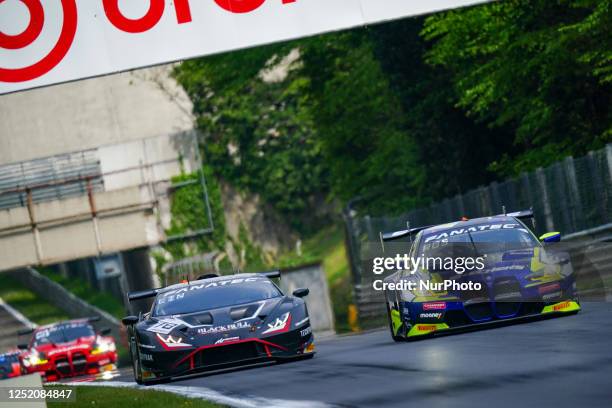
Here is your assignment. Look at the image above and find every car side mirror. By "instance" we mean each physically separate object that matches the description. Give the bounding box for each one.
[100,328,112,336]
[539,232,561,243]
[292,288,309,298]
[122,316,139,326]
[17,344,28,350]
[17,327,34,336]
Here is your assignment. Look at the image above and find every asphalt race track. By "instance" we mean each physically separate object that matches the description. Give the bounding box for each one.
[111,302,612,408]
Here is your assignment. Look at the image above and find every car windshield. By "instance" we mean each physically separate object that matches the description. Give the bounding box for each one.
[420,223,538,260]
[153,279,282,317]
[33,323,95,347]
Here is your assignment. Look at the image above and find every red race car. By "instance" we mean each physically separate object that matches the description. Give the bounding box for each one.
[0,350,25,379]
[17,318,117,382]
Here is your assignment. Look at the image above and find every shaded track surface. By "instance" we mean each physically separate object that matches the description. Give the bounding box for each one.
[113,303,612,407]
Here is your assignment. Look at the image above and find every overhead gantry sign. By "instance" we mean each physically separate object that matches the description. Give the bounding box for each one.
[0,0,490,94]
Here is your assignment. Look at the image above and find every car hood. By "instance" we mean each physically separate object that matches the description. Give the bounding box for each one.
[139,296,299,346]
[33,337,95,356]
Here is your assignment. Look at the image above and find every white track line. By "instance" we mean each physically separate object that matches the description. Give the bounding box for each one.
[59,380,335,408]
[0,297,37,329]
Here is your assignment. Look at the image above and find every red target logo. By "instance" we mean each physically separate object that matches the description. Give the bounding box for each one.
[0,0,299,85]
[0,0,78,83]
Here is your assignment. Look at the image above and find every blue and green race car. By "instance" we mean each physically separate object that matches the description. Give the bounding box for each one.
[382,210,580,341]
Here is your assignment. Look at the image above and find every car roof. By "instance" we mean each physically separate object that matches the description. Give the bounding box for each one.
[36,318,92,331]
[157,273,267,295]
[421,215,523,235]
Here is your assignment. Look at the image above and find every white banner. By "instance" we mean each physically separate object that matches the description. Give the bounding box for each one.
[0,0,489,95]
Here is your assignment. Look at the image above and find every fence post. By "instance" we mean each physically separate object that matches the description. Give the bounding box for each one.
[489,181,500,214]
[563,156,583,233]
[587,151,606,228]
[535,168,555,232]
[606,145,612,183]
[552,162,572,233]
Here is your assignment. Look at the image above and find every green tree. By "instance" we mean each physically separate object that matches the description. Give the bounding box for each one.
[422,0,611,176]
[299,32,426,214]
[174,44,329,232]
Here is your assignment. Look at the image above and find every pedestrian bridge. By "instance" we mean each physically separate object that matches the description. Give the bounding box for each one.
[0,132,212,272]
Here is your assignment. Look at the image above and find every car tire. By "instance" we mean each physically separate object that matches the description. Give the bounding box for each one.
[129,338,143,385]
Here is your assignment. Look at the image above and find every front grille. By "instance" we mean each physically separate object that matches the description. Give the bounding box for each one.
[493,278,522,316]
[55,357,71,375]
[461,282,493,321]
[72,352,87,373]
[465,303,494,321]
[196,342,259,367]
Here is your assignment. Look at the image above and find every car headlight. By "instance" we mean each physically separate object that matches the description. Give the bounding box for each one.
[155,333,192,349]
[26,351,47,366]
[262,312,291,334]
[92,339,116,355]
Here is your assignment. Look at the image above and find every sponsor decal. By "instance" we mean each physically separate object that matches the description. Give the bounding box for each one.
[553,301,571,311]
[424,224,522,243]
[419,313,442,320]
[300,326,312,337]
[197,322,250,335]
[161,278,262,298]
[1,0,486,94]
[47,344,90,356]
[262,313,291,335]
[417,325,438,332]
[35,323,90,339]
[490,265,525,272]
[155,334,191,349]
[141,353,153,361]
[423,302,446,311]
[147,320,182,335]
[214,336,240,345]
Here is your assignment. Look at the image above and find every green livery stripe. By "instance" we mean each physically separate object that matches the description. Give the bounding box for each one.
[390,309,402,336]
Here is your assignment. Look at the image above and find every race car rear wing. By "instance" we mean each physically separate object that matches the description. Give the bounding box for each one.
[126,271,281,302]
[259,270,281,279]
[127,288,161,302]
[17,327,34,336]
[382,225,431,242]
[502,209,534,220]
[499,208,535,228]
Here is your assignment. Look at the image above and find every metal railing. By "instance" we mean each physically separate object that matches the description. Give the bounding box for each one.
[0,132,214,265]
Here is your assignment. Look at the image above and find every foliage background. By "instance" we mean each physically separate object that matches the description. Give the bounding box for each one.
[174,0,610,223]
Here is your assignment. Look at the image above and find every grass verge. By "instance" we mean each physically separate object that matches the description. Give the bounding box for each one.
[46,385,225,408]
[0,273,69,325]
[39,268,125,320]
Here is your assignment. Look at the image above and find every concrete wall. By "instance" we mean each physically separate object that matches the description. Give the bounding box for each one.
[279,263,335,334]
[0,65,193,166]
[0,185,160,270]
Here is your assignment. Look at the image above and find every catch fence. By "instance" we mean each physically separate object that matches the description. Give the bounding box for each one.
[344,145,612,323]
